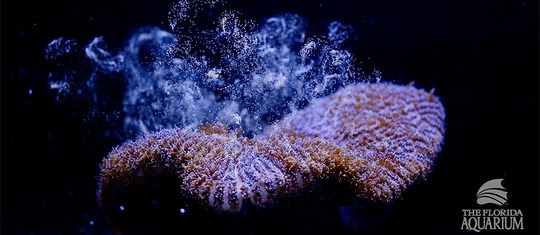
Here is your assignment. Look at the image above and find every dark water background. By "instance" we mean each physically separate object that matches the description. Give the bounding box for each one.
[2,0,538,233]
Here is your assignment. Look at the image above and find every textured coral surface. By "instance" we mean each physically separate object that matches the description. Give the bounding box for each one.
[98,82,445,212]
[280,83,445,200]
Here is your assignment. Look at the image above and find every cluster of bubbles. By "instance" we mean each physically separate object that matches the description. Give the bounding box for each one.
[46,0,381,139]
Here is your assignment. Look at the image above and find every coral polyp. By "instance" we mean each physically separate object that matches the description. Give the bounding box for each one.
[98,82,445,212]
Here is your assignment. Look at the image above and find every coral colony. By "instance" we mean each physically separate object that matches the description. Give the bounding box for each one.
[98,83,445,212]
[46,0,446,214]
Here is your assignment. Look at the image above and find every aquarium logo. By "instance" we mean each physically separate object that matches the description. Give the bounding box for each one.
[476,178,507,206]
[460,178,524,232]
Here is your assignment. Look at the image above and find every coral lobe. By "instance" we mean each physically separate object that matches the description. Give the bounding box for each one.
[98,83,445,212]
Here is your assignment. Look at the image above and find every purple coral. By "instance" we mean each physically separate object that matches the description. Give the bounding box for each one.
[98,82,445,212]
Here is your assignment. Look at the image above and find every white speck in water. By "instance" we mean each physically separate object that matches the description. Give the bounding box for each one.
[206,68,221,79]
[180,208,186,214]
[28,89,33,95]
[89,220,94,225]
[120,205,125,211]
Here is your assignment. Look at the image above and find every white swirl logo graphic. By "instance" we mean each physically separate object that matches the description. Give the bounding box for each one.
[476,178,508,206]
